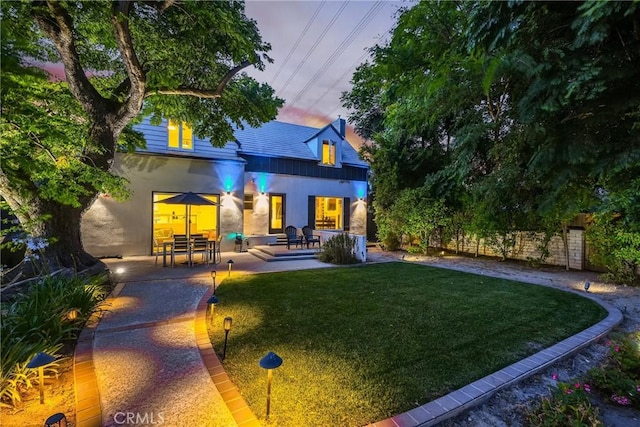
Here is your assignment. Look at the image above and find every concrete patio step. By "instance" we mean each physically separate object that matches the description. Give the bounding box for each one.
[248,245,319,262]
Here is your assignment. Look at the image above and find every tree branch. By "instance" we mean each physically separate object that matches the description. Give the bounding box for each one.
[111,1,146,127]
[32,1,104,114]
[145,60,251,99]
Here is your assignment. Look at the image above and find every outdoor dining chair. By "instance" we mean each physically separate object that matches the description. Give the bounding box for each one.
[190,236,209,266]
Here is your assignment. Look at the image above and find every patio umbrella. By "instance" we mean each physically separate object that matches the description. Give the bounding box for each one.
[154,192,218,239]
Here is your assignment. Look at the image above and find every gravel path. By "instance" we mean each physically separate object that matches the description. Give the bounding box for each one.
[366,249,640,426]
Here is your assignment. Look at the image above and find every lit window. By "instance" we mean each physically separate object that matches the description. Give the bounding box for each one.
[168,120,180,148]
[315,197,342,229]
[181,123,193,149]
[167,120,193,150]
[322,140,335,165]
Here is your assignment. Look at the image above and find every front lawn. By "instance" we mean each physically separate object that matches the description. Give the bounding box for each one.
[210,262,607,426]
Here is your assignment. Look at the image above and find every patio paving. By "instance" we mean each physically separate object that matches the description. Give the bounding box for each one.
[74,249,623,427]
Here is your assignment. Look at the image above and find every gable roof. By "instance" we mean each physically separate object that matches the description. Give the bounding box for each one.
[234,120,367,167]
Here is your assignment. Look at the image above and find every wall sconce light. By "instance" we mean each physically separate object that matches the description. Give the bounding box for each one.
[584,281,590,292]
[207,295,219,327]
[259,351,283,420]
[210,269,217,294]
[222,316,233,360]
[260,192,265,196]
[225,191,231,196]
[27,352,56,404]
[227,259,234,277]
[358,197,364,201]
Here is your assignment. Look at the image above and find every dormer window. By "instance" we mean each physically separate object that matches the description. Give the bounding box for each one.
[322,140,335,166]
[167,120,193,150]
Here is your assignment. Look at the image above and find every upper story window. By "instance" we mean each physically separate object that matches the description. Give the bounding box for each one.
[322,140,335,166]
[167,120,193,150]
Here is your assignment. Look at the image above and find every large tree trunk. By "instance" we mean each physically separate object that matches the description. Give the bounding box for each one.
[31,198,99,271]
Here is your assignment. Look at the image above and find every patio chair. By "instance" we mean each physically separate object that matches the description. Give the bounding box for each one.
[302,226,321,248]
[190,236,209,266]
[214,234,223,263]
[285,225,303,249]
[171,235,189,267]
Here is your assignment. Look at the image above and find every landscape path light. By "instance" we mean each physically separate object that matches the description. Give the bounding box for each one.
[207,295,219,327]
[210,269,217,294]
[584,281,591,292]
[227,259,234,277]
[222,316,233,360]
[66,308,79,321]
[27,352,56,404]
[44,412,67,427]
[259,351,283,420]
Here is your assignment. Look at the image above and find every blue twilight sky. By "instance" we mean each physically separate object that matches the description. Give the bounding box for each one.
[244,0,412,133]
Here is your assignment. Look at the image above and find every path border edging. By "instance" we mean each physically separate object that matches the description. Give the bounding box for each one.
[194,283,261,427]
[370,287,623,427]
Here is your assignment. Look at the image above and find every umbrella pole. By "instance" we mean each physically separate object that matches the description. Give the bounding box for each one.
[187,204,192,266]
[186,204,190,240]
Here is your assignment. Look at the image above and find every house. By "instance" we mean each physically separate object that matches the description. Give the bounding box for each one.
[81,117,369,255]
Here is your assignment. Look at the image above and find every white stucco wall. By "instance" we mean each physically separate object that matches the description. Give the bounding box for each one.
[81,153,367,257]
[243,172,367,236]
[81,153,245,256]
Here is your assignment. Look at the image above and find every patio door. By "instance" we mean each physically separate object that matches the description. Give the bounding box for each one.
[268,193,285,234]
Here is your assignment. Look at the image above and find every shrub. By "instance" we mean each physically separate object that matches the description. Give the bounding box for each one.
[527,380,602,426]
[318,233,359,264]
[588,332,640,409]
[587,214,640,285]
[0,273,109,407]
[381,231,401,251]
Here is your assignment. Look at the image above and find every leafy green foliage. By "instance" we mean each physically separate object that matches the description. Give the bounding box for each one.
[589,332,640,409]
[527,380,602,427]
[318,233,359,264]
[0,274,109,407]
[0,0,283,271]
[344,1,640,267]
[587,214,640,285]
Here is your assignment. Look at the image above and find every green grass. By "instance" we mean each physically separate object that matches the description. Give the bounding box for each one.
[210,262,607,426]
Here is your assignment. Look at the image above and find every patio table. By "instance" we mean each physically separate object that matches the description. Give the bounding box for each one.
[162,239,217,267]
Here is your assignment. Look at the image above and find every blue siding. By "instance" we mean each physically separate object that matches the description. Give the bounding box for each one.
[134,118,240,161]
[243,155,367,181]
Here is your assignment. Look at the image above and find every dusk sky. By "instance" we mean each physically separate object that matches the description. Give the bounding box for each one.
[244,0,412,140]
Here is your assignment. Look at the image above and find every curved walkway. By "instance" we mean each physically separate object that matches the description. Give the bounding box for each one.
[74,251,623,427]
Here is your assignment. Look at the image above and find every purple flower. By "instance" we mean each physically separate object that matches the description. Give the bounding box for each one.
[612,394,631,405]
[574,382,581,389]
[565,389,573,395]
[584,384,591,393]
[552,373,558,380]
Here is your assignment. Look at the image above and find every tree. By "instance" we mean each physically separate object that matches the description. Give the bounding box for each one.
[1,1,283,274]
[344,1,639,277]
